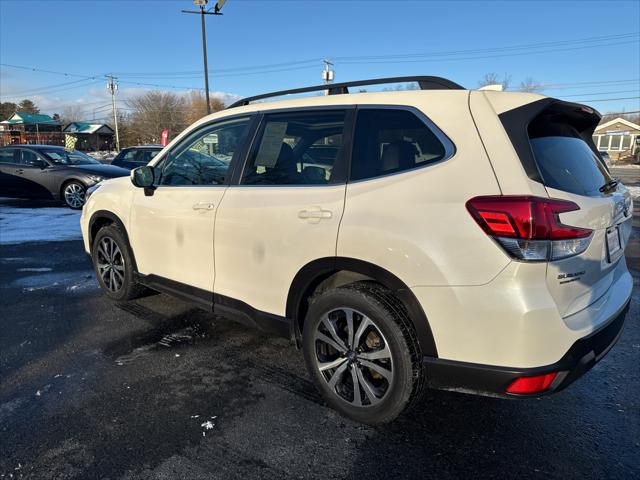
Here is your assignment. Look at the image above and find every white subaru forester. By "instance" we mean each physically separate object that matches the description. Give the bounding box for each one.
[81,76,634,424]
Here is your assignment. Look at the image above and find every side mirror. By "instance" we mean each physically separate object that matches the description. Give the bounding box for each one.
[131,166,156,195]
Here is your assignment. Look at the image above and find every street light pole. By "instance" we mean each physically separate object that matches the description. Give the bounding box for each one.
[200,6,211,114]
[106,74,120,151]
[182,0,226,116]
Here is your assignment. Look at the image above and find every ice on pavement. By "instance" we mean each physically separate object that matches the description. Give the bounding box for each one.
[0,205,82,244]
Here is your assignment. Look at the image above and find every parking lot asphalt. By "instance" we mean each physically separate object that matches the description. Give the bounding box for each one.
[1,169,639,480]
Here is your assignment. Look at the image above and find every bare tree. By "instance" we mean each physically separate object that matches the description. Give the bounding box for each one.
[184,90,225,125]
[600,111,640,126]
[126,91,188,144]
[60,104,86,125]
[518,77,544,93]
[478,72,511,91]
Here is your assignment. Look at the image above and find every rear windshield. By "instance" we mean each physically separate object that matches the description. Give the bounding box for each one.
[529,121,612,197]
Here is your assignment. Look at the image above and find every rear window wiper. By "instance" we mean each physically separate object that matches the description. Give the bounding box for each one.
[599,179,619,193]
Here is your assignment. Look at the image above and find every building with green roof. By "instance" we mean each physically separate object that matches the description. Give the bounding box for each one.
[0,112,63,146]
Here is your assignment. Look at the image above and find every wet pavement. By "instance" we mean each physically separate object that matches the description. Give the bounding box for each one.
[0,172,639,479]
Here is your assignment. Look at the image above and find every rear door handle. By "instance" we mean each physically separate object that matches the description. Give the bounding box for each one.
[298,207,332,224]
[192,201,215,211]
[15,169,24,174]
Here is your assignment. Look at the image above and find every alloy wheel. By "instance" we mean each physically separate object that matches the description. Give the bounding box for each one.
[64,183,85,208]
[96,237,125,292]
[314,308,394,407]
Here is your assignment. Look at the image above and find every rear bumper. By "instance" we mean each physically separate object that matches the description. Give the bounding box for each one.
[424,299,630,398]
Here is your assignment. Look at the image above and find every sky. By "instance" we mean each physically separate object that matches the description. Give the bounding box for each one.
[0,0,639,122]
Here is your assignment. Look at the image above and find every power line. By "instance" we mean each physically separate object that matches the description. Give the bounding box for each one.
[0,63,96,79]
[336,40,638,65]
[334,32,639,61]
[600,110,640,115]
[561,89,640,98]
[108,32,639,76]
[573,96,640,103]
[3,78,98,96]
[1,80,102,99]
[3,32,637,85]
[113,58,322,77]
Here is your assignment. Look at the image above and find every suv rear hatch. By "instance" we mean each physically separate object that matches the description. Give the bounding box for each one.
[501,100,633,319]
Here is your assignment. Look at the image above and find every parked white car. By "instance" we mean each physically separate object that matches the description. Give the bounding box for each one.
[81,76,634,424]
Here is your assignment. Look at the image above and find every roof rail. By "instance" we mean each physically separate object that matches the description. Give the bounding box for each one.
[227,76,464,109]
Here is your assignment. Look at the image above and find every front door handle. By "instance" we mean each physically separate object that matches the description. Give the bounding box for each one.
[298,207,332,224]
[192,201,215,211]
[15,169,24,174]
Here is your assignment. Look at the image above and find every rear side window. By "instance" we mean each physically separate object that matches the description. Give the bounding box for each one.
[350,109,448,181]
[529,119,612,197]
[242,110,347,185]
[0,149,16,164]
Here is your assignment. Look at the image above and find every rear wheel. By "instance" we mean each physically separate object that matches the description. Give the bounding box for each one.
[92,224,146,301]
[302,282,423,424]
[62,181,86,209]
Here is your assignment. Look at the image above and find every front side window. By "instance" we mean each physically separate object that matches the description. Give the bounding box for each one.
[118,150,136,161]
[20,149,43,166]
[133,149,160,164]
[241,110,347,186]
[158,117,251,186]
[350,109,448,181]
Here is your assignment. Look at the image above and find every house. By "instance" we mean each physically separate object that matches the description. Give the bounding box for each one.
[592,117,640,162]
[63,122,115,151]
[0,112,63,146]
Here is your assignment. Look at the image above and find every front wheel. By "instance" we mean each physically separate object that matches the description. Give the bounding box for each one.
[92,224,146,301]
[62,181,86,209]
[302,282,423,425]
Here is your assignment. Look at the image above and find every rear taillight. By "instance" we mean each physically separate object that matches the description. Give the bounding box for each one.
[466,196,593,262]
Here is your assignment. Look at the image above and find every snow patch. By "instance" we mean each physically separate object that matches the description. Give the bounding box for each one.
[201,420,215,430]
[626,186,640,199]
[12,270,96,292]
[0,206,81,244]
[612,164,640,169]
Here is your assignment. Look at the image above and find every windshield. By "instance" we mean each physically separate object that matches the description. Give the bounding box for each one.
[41,149,100,165]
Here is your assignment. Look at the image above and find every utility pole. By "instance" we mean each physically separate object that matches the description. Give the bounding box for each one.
[182,0,227,116]
[106,75,120,151]
[322,59,334,95]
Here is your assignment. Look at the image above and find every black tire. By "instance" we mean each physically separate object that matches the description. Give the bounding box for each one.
[302,282,424,425]
[92,224,146,301]
[61,180,86,209]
